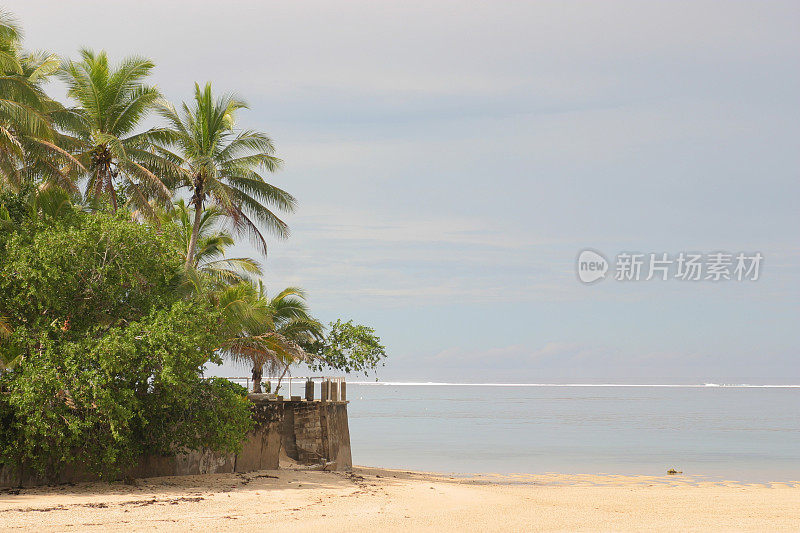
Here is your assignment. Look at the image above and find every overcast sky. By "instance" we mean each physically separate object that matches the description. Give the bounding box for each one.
[8,1,799,382]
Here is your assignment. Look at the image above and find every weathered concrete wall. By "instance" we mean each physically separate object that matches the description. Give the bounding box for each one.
[129,449,237,478]
[325,403,353,470]
[0,448,239,488]
[0,397,351,488]
[276,401,352,470]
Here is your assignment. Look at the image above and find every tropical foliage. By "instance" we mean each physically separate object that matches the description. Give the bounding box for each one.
[57,49,176,218]
[154,82,294,265]
[161,199,262,286]
[0,11,80,192]
[307,320,387,376]
[219,283,324,392]
[0,10,386,479]
[0,205,252,478]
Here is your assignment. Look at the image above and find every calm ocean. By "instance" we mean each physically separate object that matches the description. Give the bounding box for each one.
[340,383,800,482]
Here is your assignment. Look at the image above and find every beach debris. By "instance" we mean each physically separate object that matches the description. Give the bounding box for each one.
[291,461,336,471]
[667,468,683,475]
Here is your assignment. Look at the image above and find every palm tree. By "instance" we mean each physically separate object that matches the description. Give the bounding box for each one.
[155,82,295,267]
[0,10,39,185]
[218,283,323,393]
[162,199,263,285]
[57,49,176,218]
[15,54,86,194]
[0,11,81,192]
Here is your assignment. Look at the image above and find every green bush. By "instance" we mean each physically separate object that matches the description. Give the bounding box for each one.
[0,207,253,479]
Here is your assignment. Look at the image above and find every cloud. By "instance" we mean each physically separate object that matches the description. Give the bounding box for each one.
[6,0,799,381]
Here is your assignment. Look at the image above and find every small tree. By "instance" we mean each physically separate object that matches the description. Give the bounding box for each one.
[218,284,323,393]
[306,319,387,376]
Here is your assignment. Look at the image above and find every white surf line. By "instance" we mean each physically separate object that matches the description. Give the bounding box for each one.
[345,382,800,388]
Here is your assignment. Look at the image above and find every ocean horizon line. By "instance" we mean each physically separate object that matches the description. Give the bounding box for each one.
[343,381,800,388]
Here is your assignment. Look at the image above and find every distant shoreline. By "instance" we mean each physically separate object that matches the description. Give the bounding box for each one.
[345,381,800,387]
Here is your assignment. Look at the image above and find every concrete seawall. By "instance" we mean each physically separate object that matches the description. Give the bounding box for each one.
[0,395,351,488]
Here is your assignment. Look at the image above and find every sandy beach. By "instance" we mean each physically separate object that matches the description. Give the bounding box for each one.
[1,467,797,532]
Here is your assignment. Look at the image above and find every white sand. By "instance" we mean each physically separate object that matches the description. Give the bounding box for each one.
[1,467,798,531]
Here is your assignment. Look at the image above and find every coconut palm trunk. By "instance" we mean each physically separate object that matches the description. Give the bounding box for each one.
[100,162,118,212]
[186,193,204,267]
[251,364,263,393]
[275,362,291,395]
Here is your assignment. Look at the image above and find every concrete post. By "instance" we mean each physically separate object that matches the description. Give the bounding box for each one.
[340,381,347,401]
[305,379,315,401]
[330,380,339,402]
[320,379,329,402]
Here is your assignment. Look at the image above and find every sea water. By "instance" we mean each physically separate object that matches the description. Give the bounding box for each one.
[341,383,800,482]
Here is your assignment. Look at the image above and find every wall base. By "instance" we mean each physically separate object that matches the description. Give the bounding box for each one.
[0,397,351,488]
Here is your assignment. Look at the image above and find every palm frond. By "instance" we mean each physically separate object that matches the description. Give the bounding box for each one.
[157,82,291,263]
